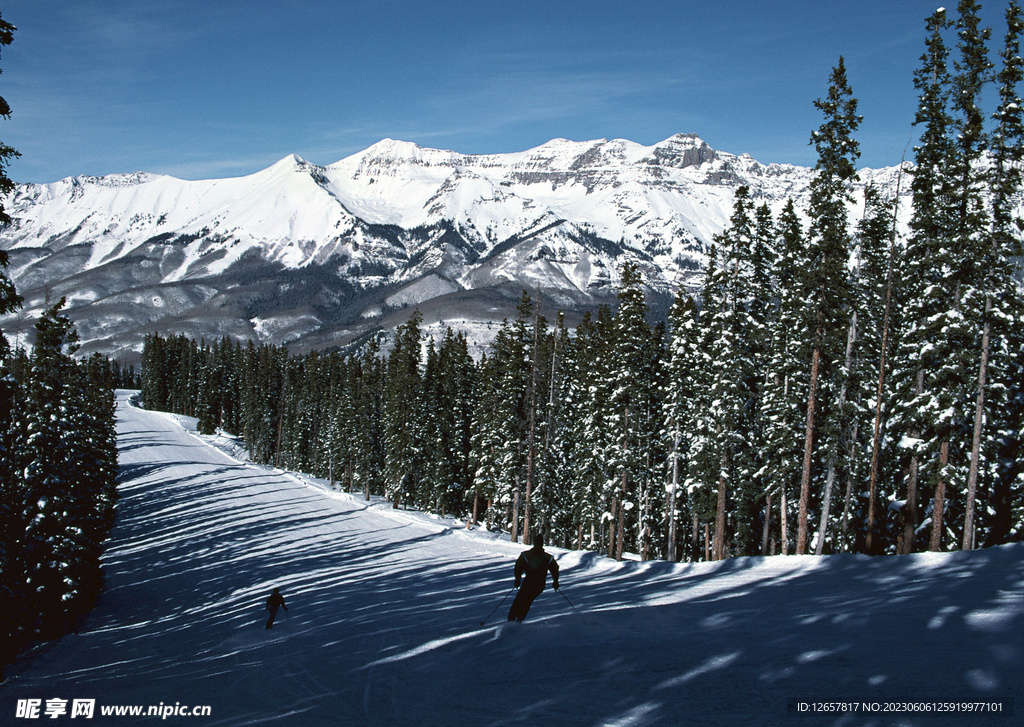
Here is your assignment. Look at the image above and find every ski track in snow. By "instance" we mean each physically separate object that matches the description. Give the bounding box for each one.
[1,392,1022,726]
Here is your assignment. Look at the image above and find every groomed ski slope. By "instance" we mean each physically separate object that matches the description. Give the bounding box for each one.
[2,392,1022,726]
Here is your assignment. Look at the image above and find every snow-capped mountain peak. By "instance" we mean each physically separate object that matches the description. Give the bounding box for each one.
[0,134,908,359]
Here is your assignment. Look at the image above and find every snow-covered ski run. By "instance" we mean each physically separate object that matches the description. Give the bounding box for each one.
[1,391,1022,726]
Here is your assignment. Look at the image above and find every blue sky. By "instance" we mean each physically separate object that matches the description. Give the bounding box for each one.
[0,0,1017,183]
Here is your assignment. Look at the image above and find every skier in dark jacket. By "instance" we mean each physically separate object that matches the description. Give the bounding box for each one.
[265,587,287,629]
[507,534,559,622]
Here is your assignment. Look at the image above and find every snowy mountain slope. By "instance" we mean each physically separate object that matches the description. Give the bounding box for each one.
[1,135,911,359]
[1,392,1021,726]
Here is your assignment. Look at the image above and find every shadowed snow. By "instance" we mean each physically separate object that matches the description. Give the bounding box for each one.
[1,392,1021,726]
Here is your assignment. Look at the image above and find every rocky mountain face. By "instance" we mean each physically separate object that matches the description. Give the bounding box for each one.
[0,133,907,360]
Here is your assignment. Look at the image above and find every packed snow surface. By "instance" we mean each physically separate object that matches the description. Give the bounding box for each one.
[1,392,1022,725]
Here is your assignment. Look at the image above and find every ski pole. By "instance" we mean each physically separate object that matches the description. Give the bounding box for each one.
[479,586,516,626]
[555,587,583,618]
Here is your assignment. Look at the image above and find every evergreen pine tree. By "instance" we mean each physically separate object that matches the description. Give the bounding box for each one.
[892,7,956,554]
[606,262,654,560]
[22,299,116,637]
[663,292,700,560]
[964,0,1024,548]
[384,311,424,508]
[760,200,807,555]
[797,57,861,554]
[922,0,994,551]
[850,183,903,554]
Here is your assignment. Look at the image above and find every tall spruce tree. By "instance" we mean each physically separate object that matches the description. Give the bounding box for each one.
[923,0,993,551]
[21,299,117,638]
[663,292,700,561]
[605,262,656,560]
[892,8,956,554]
[797,57,861,554]
[699,189,760,558]
[539,314,573,547]
[856,184,902,554]
[685,243,728,560]
[384,311,425,508]
[964,0,1024,549]
[760,200,807,555]
[562,307,616,553]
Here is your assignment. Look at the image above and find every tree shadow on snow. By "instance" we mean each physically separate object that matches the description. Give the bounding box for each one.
[4,408,1022,727]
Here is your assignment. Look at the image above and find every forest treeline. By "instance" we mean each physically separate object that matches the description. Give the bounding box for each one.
[140,2,1024,562]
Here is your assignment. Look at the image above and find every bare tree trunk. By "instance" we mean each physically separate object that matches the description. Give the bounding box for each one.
[641,489,651,561]
[900,368,925,554]
[691,512,699,562]
[704,523,710,562]
[817,312,856,556]
[930,440,948,551]
[815,458,836,556]
[523,453,533,543]
[524,321,541,544]
[275,404,284,468]
[841,426,857,552]
[616,473,627,561]
[511,484,520,543]
[607,497,617,559]
[470,491,479,528]
[761,492,772,555]
[663,490,672,560]
[901,458,919,554]
[781,489,789,555]
[779,375,790,556]
[964,302,991,551]
[797,345,822,554]
[714,448,728,561]
[667,432,680,562]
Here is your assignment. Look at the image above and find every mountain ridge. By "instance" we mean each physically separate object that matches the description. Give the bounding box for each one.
[0,133,908,361]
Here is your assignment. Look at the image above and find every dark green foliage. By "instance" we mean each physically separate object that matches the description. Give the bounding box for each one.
[1,300,118,672]
[383,311,425,507]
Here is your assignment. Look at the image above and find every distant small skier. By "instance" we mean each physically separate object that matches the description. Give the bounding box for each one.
[265,587,287,629]
[507,534,559,622]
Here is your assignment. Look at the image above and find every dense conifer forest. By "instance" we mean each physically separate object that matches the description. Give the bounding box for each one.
[138,2,1024,562]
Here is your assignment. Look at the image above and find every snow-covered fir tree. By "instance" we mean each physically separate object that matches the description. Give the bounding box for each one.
[797,57,862,555]
[383,311,425,509]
